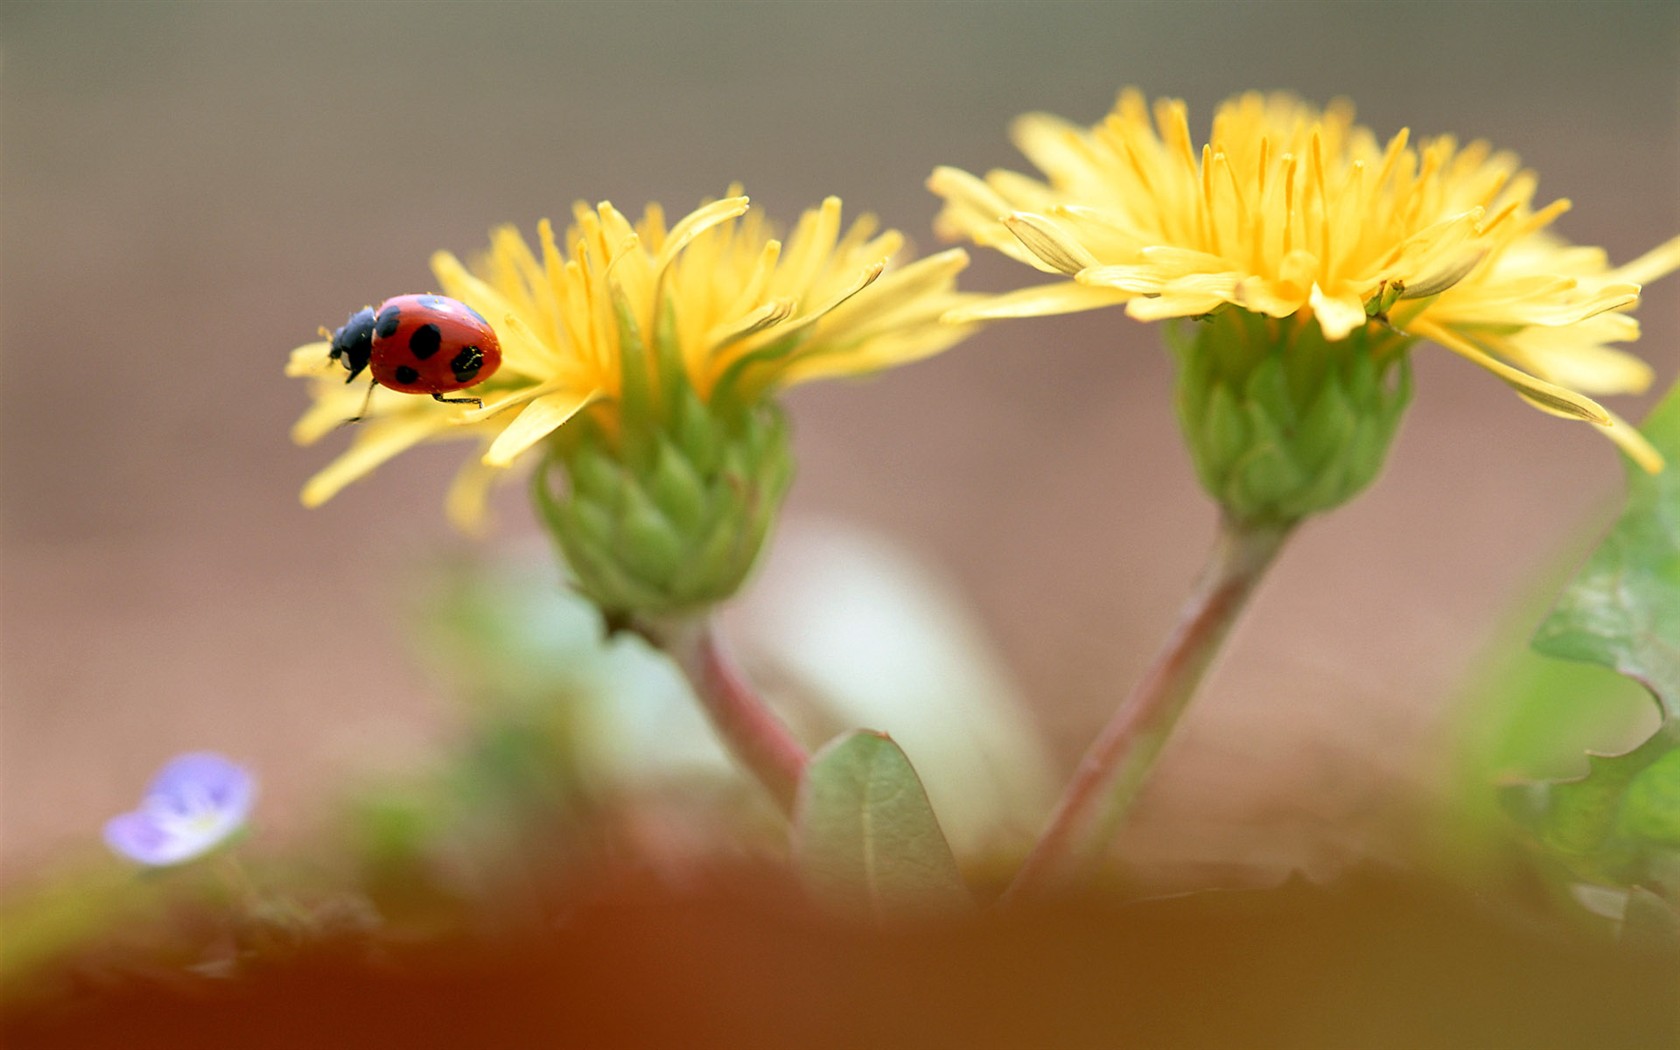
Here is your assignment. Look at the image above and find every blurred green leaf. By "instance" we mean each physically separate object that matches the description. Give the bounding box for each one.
[1539,727,1677,857]
[1533,382,1680,714]
[1620,747,1680,847]
[1513,385,1680,902]
[0,867,157,997]
[1468,649,1650,784]
[792,730,969,917]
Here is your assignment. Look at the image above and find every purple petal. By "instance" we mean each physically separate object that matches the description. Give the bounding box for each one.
[106,752,257,866]
[146,752,255,823]
[104,810,199,866]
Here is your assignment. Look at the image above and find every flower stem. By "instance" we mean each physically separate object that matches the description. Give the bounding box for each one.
[645,616,810,815]
[1004,517,1291,902]
[214,852,264,911]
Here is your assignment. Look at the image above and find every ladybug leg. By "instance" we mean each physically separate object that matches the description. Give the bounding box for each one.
[431,393,484,409]
[338,378,379,427]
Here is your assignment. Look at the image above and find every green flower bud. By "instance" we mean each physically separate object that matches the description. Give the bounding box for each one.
[534,388,794,621]
[1170,308,1414,527]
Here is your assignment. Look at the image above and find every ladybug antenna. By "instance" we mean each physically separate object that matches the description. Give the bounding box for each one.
[318,326,342,371]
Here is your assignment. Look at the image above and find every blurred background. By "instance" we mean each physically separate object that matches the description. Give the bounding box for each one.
[3,1,1676,886]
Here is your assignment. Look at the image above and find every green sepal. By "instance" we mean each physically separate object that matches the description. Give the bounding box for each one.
[566,442,625,508]
[616,481,685,584]
[1170,310,1414,526]
[649,436,709,535]
[611,297,654,432]
[708,332,803,413]
[672,383,723,477]
[534,397,794,619]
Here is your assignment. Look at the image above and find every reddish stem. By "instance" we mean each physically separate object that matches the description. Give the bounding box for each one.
[654,618,809,815]
[1005,518,1289,902]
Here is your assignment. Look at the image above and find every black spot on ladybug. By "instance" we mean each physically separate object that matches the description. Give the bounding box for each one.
[394,365,420,386]
[376,306,402,339]
[408,323,443,359]
[450,345,484,383]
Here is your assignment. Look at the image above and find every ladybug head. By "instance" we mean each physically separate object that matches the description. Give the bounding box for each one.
[327,307,377,382]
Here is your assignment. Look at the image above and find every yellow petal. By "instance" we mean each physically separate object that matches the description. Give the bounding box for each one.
[820,250,970,335]
[653,195,751,276]
[497,310,589,384]
[775,197,845,298]
[445,450,504,536]
[942,282,1129,322]
[800,258,886,325]
[927,165,1015,221]
[1408,317,1610,424]
[1609,234,1680,287]
[454,378,565,424]
[928,166,1048,270]
[430,252,553,378]
[1494,333,1654,397]
[1002,212,1099,276]
[1136,245,1240,276]
[1230,277,1310,318]
[291,390,361,445]
[1309,285,1369,341]
[301,415,446,507]
[1125,293,1227,321]
[1009,111,1094,179]
[287,341,337,378]
[781,323,977,387]
[1600,409,1665,474]
[482,389,599,467]
[1078,264,1170,295]
[706,298,795,353]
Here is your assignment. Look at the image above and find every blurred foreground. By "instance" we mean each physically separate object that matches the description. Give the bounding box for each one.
[5,859,1675,1050]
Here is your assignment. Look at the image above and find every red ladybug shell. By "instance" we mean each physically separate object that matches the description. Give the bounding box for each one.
[369,294,502,395]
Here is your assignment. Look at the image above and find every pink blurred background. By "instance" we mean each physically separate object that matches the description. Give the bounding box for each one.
[3,1,1676,883]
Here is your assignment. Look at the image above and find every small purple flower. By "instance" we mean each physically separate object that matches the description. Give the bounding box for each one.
[105,752,256,866]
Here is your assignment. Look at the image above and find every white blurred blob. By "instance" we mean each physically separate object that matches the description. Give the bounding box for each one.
[1570,882,1629,922]
[474,521,1054,859]
[727,518,1055,857]
[469,555,737,780]
[583,629,737,779]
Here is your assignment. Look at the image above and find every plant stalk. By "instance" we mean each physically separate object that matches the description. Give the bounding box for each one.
[1005,517,1291,901]
[646,617,809,815]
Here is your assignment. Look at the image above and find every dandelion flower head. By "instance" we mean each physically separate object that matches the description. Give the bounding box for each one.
[930,90,1680,469]
[290,190,977,529]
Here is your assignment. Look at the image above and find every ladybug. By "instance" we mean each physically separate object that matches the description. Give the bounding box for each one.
[325,294,502,411]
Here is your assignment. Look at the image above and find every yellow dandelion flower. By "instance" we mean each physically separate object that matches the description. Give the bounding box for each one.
[290,190,976,614]
[931,90,1680,476]
[291,191,975,525]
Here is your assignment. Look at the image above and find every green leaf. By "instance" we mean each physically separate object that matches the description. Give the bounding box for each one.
[792,730,970,918]
[1539,727,1677,857]
[1533,382,1680,714]
[1621,747,1680,846]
